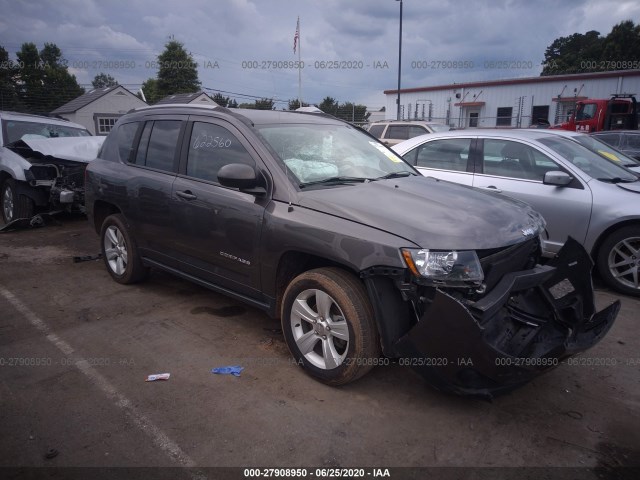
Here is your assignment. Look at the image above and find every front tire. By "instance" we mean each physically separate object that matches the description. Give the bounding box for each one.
[1,179,34,224]
[100,214,149,284]
[281,268,380,385]
[597,226,640,297]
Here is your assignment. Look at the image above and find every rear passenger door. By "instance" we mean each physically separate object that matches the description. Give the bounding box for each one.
[124,116,187,263]
[170,117,268,297]
[472,138,592,254]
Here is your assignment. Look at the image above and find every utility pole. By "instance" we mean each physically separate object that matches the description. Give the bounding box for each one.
[396,0,403,120]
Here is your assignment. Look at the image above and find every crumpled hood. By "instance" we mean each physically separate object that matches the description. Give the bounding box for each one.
[297,176,545,249]
[17,136,105,163]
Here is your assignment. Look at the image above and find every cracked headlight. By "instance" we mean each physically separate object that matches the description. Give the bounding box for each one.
[401,249,484,285]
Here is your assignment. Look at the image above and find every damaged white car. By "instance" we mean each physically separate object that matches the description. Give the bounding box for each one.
[0,111,105,224]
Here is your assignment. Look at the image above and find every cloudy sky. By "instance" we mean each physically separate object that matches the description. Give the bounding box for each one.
[1,0,639,110]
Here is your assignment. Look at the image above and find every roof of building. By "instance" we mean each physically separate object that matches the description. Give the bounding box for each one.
[50,85,140,115]
[155,91,216,105]
[384,69,640,95]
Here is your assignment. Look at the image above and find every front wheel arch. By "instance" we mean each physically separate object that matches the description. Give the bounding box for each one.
[280,267,381,385]
[596,224,640,296]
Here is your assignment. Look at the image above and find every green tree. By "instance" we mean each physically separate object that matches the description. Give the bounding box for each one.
[155,40,200,99]
[315,97,368,123]
[318,96,338,115]
[212,92,230,107]
[287,98,309,110]
[254,98,274,110]
[335,102,369,123]
[0,46,21,110]
[541,21,640,75]
[140,77,159,104]
[541,31,602,75]
[92,72,118,88]
[601,20,640,62]
[228,99,238,108]
[238,102,254,109]
[15,42,83,114]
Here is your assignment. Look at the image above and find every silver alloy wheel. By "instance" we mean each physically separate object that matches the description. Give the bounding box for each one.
[289,289,350,370]
[103,225,128,276]
[608,235,640,290]
[2,183,14,222]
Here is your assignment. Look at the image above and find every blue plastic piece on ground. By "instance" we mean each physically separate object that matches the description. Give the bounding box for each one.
[212,366,244,377]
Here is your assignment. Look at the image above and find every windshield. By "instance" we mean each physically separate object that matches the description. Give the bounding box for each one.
[571,135,640,167]
[3,120,91,145]
[256,123,415,185]
[537,135,637,182]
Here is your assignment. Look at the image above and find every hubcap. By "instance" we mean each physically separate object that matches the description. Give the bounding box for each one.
[290,289,349,370]
[103,225,128,275]
[608,236,640,291]
[2,184,14,222]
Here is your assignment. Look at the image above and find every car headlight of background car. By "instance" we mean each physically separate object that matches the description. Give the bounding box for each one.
[401,248,484,286]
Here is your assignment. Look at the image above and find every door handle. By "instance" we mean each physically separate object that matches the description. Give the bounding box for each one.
[176,190,197,200]
[481,186,502,193]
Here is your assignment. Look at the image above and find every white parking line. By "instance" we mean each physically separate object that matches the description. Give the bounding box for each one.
[0,285,199,470]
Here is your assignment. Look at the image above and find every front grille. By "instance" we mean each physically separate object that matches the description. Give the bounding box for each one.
[478,237,540,292]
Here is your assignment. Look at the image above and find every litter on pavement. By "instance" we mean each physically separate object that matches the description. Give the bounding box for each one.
[211,366,244,377]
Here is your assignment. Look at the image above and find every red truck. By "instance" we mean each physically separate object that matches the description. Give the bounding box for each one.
[553,94,638,133]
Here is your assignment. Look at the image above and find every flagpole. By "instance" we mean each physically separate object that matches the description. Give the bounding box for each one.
[297,17,302,106]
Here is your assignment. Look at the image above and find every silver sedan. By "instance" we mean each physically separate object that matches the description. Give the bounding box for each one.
[393,129,640,297]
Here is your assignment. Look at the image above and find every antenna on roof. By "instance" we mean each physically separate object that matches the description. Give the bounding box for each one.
[138,88,147,102]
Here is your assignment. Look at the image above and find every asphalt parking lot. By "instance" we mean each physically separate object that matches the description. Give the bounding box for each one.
[0,215,639,480]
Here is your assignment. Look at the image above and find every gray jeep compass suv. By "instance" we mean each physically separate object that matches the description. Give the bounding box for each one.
[85,104,618,397]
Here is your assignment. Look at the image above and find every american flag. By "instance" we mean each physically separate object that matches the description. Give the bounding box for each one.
[293,17,300,53]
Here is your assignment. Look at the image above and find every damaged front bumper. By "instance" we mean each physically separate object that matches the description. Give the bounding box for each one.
[394,238,620,397]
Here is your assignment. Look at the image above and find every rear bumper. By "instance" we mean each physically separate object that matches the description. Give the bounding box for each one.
[394,238,620,397]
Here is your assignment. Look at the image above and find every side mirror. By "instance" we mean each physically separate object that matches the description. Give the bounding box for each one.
[218,163,266,195]
[543,170,572,186]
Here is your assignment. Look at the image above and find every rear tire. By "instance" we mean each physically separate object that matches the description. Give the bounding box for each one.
[1,179,34,224]
[597,226,640,297]
[100,214,149,284]
[281,267,380,385]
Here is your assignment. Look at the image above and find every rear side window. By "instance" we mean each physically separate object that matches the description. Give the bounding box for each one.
[594,133,620,147]
[408,125,428,139]
[626,134,640,149]
[186,122,255,183]
[386,125,409,140]
[117,122,140,163]
[368,125,385,138]
[411,138,471,172]
[134,120,182,172]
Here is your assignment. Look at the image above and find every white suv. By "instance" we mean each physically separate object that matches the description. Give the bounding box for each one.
[0,111,97,223]
[367,120,451,146]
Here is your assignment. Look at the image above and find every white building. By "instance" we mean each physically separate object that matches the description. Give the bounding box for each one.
[51,85,147,135]
[383,70,640,129]
[155,91,218,106]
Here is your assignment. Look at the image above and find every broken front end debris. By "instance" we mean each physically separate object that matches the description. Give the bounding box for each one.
[6,137,105,216]
[374,238,620,397]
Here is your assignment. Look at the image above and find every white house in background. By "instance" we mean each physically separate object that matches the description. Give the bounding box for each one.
[383,69,640,129]
[155,91,218,106]
[51,85,147,135]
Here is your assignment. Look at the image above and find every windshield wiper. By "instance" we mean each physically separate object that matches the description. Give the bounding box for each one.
[376,171,415,180]
[299,176,370,188]
[597,177,637,184]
